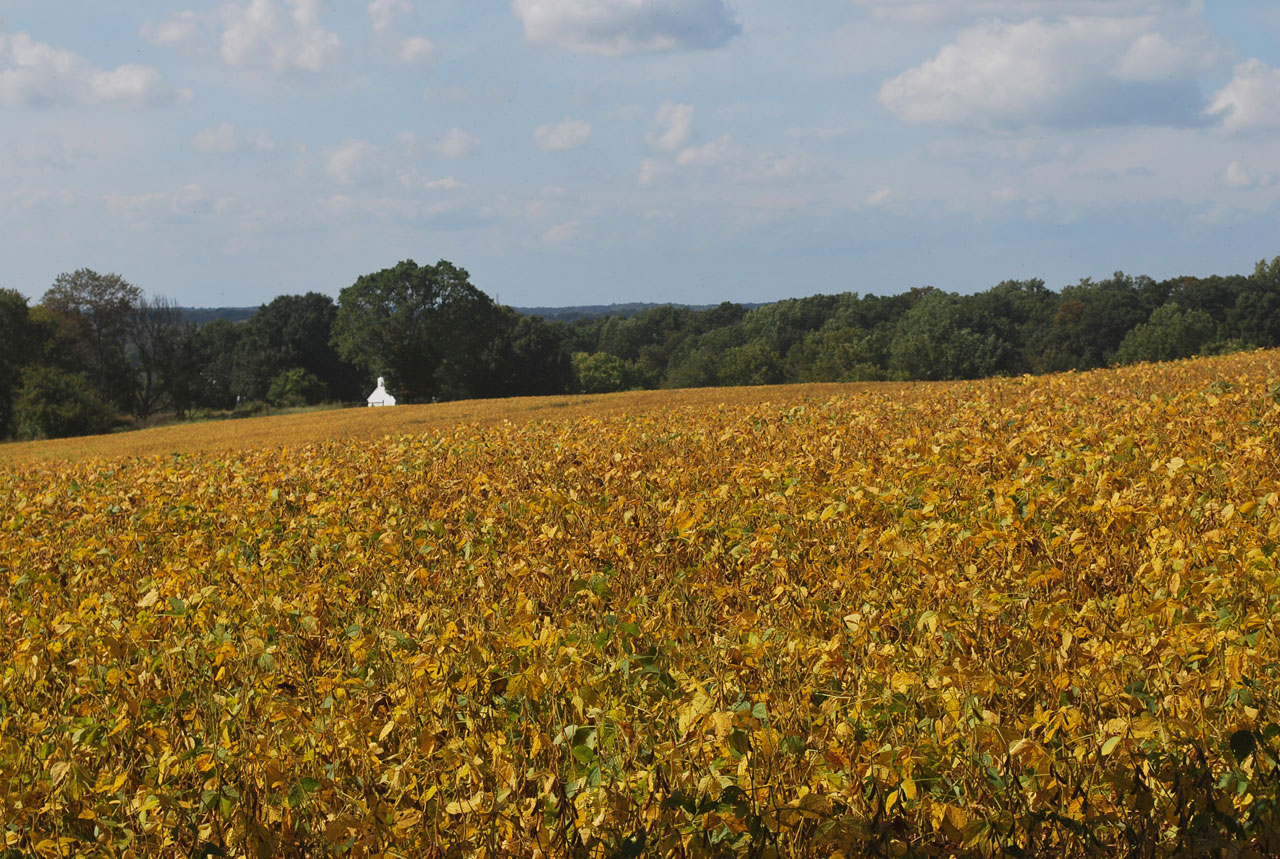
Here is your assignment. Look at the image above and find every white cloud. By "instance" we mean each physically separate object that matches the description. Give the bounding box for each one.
[368,0,413,32]
[1113,32,1190,82]
[511,0,741,55]
[191,123,238,154]
[191,123,278,154]
[879,17,1212,129]
[397,168,464,191]
[1221,160,1277,189]
[145,0,342,75]
[543,220,581,244]
[397,36,435,65]
[324,139,382,185]
[433,128,479,158]
[366,0,435,66]
[732,152,810,184]
[1206,59,1280,133]
[0,30,187,107]
[105,184,215,223]
[676,134,740,167]
[850,1,1185,27]
[865,187,893,206]
[638,157,673,186]
[647,101,695,151]
[534,118,592,151]
[671,135,810,184]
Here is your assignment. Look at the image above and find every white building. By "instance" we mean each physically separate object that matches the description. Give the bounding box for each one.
[367,377,397,407]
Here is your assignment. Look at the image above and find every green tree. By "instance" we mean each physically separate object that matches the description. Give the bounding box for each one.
[478,309,575,397]
[40,269,141,410]
[235,292,362,403]
[128,295,185,421]
[791,326,888,382]
[1039,273,1150,371]
[0,288,36,437]
[1114,303,1215,365]
[332,260,504,403]
[572,352,638,394]
[888,291,1009,380]
[267,368,327,407]
[153,320,208,419]
[14,365,115,439]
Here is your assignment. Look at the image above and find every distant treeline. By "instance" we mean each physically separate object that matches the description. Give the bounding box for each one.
[2,256,1278,440]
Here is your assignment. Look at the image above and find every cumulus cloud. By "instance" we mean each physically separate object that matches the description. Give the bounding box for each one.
[671,135,810,184]
[1221,160,1277,189]
[324,139,382,185]
[191,122,278,153]
[191,123,238,154]
[145,0,342,75]
[878,17,1213,129]
[368,0,412,33]
[1206,60,1280,133]
[0,30,188,107]
[433,128,480,158]
[104,184,218,223]
[396,36,435,65]
[534,118,592,151]
[511,0,741,55]
[366,0,435,66]
[675,134,740,167]
[543,220,581,244]
[647,101,695,150]
[638,157,673,186]
[864,188,893,206]
[850,1,1184,27]
[397,169,464,191]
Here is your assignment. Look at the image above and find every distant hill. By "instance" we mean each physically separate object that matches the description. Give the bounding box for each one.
[178,302,762,325]
[514,301,761,322]
[179,307,257,325]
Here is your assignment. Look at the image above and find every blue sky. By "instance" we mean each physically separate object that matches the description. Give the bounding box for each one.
[1,0,1278,307]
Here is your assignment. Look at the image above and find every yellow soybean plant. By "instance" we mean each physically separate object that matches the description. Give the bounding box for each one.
[2,350,1280,857]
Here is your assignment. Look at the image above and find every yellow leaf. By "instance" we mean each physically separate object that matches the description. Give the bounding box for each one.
[1101,736,1122,756]
[378,721,396,743]
[137,589,159,608]
[445,790,489,815]
[901,777,917,801]
[679,691,716,734]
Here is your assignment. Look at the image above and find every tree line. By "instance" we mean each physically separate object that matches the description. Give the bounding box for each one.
[1,256,1278,440]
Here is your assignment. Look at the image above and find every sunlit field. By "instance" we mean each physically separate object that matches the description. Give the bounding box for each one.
[0,383,892,467]
[3,352,1280,857]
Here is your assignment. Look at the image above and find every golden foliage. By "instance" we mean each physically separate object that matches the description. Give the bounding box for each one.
[3,352,1280,856]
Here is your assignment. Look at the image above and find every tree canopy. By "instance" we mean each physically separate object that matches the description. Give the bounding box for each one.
[4,254,1280,440]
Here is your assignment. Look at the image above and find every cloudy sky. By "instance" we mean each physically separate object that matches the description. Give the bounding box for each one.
[1,1,1278,307]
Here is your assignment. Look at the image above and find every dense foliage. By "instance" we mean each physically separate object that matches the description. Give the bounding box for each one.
[2,257,1279,439]
[2,350,1279,856]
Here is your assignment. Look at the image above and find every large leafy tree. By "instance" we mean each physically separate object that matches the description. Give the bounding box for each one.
[13,365,115,439]
[235,292,362,403]
[1115,303,1215,365]
[331,260,505,403]
[0,288,36,437]
[128,295,185,421]
[41,269,141,410]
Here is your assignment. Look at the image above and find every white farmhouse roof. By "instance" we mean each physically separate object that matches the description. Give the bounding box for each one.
[367,377,397,407]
